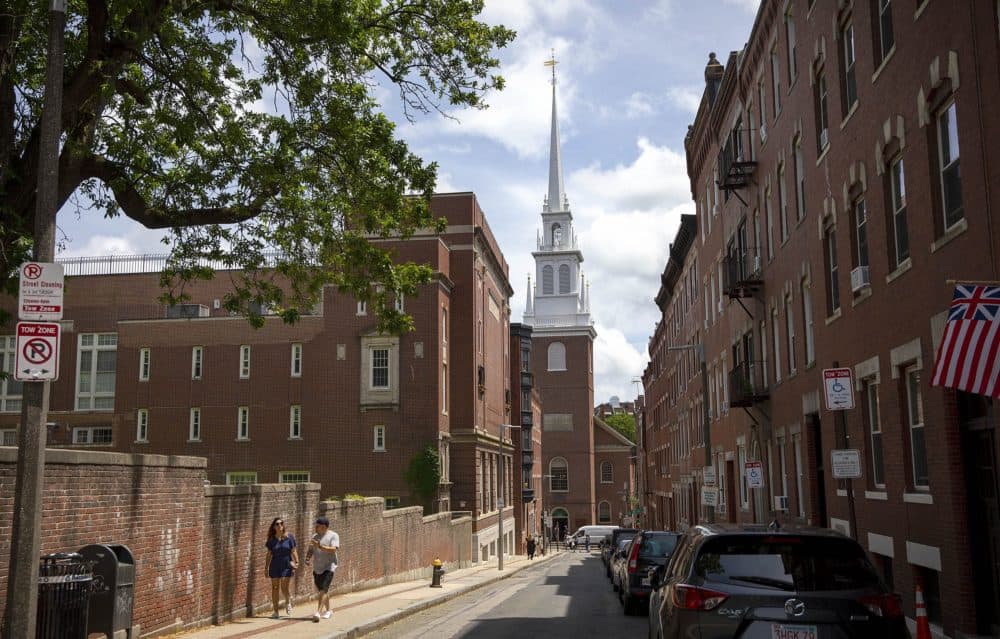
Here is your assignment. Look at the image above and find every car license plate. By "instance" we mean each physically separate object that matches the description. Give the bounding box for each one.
[771,624,818,639]
[640,577,650,586]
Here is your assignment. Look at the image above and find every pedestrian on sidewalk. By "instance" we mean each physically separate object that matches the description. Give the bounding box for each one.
[584,535,590,553]
[304,516,340,622]
[264,517,299,619]
[526,536,536,560]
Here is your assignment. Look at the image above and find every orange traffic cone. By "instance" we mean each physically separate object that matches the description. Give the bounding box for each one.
[915,583,932,639]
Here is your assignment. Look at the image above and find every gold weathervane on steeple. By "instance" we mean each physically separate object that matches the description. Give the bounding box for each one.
[544,48,558,84]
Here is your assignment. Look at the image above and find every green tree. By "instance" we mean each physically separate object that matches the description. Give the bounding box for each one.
[603,413,636,443]
[0,0,514,331]
[405,443,440,511]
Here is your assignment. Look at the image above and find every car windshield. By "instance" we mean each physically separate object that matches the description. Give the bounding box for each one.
[639,533,678,558]
[694,535,882,592]
[617,539,632,552]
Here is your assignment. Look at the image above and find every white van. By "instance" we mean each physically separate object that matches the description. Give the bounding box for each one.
[568,525,618,547]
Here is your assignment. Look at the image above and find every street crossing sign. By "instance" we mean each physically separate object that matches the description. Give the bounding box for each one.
[14,322,60,381]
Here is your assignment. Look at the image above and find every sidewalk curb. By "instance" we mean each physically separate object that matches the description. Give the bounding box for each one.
[323,551,566,639]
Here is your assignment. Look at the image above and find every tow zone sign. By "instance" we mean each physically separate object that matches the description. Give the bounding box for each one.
[14,322,60,381]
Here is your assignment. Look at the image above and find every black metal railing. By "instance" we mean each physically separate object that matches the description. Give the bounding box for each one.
[723,253,763,298]
[718,134,756,191]
[729,362,769,407]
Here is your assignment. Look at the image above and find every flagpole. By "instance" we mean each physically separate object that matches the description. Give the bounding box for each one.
[945,279,1000,285]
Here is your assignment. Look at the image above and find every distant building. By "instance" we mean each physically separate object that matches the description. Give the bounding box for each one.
[595,396,636,418]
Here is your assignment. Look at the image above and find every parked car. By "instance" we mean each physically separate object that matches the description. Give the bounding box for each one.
[646,564,668,639]
[617,530,679,615]
[650,524,909,639]
[568,524,618,550]
[603,528,638,578]
[610,538,634,593]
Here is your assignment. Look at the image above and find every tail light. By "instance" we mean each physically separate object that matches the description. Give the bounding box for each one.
[627,540,641,573]
[671,584,729,611]
[859,593,904,618]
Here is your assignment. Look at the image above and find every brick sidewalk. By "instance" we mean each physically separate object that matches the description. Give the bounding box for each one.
[162,550,569,639]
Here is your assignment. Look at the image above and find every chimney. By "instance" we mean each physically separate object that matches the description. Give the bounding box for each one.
[704,52,724,107]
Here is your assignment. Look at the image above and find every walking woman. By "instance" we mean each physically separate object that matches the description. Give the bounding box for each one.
[265,517,299,618]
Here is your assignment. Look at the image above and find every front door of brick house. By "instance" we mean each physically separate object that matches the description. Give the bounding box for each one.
[960,392,1000,636]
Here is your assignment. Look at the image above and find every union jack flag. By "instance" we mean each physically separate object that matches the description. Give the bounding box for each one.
[931,285,1000,398]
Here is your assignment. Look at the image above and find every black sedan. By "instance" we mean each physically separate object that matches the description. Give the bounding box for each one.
[616,530,679,615]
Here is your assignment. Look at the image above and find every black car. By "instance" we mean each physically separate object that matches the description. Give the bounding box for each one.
[617,530,679,615]
[651,524,909,639]
[609,538,634,593]
[603,528,638,577]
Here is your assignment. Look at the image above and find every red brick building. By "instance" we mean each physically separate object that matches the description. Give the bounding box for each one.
[641,1,1000,635]
[1,192,519,564]
[510,322,544,551]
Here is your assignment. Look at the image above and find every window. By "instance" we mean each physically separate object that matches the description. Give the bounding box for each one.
[547,342,566,371]
[770,46,781,116]
[76,333,117,410]
[801,281,815,365]
[239,345,250,379]
[542,265,554,295]
[937,102,963,229]
[778,163,789,243]
[191,346,203,380]
[136,409,148,442]
[865,380,885,487]
[549,457,568,492]
[761,319,769,388]
[1,429,16,446]
[72,426,112,445]
[906,366,928,488]
[139,348,150,381]
[289,405,301,439]
[785,8,797,81]
[825,227,841,314]
[374,425,386,451]
[738,445,749,508]
[888,157,909,266]
[441,364,448,414]
[757,79,768,140]
[290,343,302,377]
[600,461,613,484]
[778,436,789,500]
[793,433,805,517]
[189,408,201,441]
[385,496,401,509]
[853,198,869,269]
[765,188,774,261]
[226,471,257,485]
[237,406,249,440]
[598,501,612,524]
[785,295,796,375]
[558,264,570,294]
[551,222,562,245]
[875,0,894,62]
[794,137,805,221]
[357,300,367,315]
[0,336,23,413]
[772,307,782,383]
[279,471,310,483]
[394,292,404,313]
[717,452,727,509]
[371,348,390,389]
[841,22,858,112]
[814,65,829,152]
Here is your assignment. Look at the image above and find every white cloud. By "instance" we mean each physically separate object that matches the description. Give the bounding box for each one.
[594,324,647,401]
[57,227,168,259]
[625,92,656,119]
[666,86,703,114]
[722,0,761,14]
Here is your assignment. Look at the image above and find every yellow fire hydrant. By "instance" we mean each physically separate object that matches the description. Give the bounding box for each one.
[430,558,444,588]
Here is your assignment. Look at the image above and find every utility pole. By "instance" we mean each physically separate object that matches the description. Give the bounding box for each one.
[5,2,65,637]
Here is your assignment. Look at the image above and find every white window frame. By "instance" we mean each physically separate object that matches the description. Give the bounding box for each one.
[237,406,249,440]
[139,348,150,381]
[827,228,840,313]
[760,319,769,388]
[785,294,796,375]
[136,409,148,442]
[600,461,613,484]
[1,428,16,446]
[793,433,805,517]
[937,101,963,230]
[877,0,894,61]
[357,300,367,316]
[226,471,257,486]
[785,8,797,82]
[772,307,782,383]
[290,343,302,377]
[189,408,201,442]
[289,405,302,439]
[778,162,789,242]
[717,452,727,508]
[597,501,612,524]
[1,336,24,413]
[738,445,749,509]
[906,365,928,489]
[866,380,885,487]
[370,347,390,390]
[889,157,909,266]
[842,21,857,110]
[394,293,405,313]
[191,346,203,380]
[373,424,386,451]
[76,333,118,411]
[73,426,112,445]
[765,188,775,261]
[770,46,781,116]
[279,471,310,483]
[758,79,767,138]
[778,436,789,500]
[794,137,805,221]
[854,198,869,268]
[802,281,815,366]
[549,457,569,492]
[239,345,251,379]
[441,364,448,414]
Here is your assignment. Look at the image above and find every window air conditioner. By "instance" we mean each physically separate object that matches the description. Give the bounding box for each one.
[774,495,789,512]
[850,266,871,293]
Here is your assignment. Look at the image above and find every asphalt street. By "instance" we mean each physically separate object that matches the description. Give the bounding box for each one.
[363,551,648,639]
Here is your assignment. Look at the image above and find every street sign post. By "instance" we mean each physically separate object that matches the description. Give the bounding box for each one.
[14,322,61,381]
[823,367,855,410]
[831,449,863,479]
[18,262,64,321]
[745,461,764,488]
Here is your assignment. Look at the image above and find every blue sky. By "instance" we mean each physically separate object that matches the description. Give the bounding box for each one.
[55,0,761,403]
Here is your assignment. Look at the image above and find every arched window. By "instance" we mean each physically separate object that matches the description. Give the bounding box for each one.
[551,222,563,246]
[547,342,566,371]
[600,461,613,484]
[542,265,554,294]
[549,457,568,492]
[558,264,571,293]
[598,501,612,524]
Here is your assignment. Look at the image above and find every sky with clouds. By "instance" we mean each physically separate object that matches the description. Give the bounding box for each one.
[54,0,761,404]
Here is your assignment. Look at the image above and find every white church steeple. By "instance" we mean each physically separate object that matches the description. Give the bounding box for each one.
[546,53,567,214]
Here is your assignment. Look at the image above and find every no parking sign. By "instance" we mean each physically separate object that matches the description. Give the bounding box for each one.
[14,322,60,381]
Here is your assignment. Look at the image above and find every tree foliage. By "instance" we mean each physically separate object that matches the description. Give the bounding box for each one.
[405,443,440,510]
[0,0,514,332]
[603,413,636,443]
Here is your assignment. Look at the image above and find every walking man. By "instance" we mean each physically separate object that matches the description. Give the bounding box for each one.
[304,516,339,622]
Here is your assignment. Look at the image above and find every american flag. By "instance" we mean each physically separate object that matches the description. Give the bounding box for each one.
[931,285,1000,399]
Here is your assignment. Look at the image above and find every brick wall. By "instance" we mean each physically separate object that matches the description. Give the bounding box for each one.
[0,447,472,637]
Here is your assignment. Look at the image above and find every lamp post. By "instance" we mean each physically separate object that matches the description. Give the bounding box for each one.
[667,343,713,524]
[497,423,520,570]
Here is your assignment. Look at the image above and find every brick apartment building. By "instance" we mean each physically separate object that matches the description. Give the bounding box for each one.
[641,1,1000,636]
[510,323,544,551]
[0,192,522,564]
